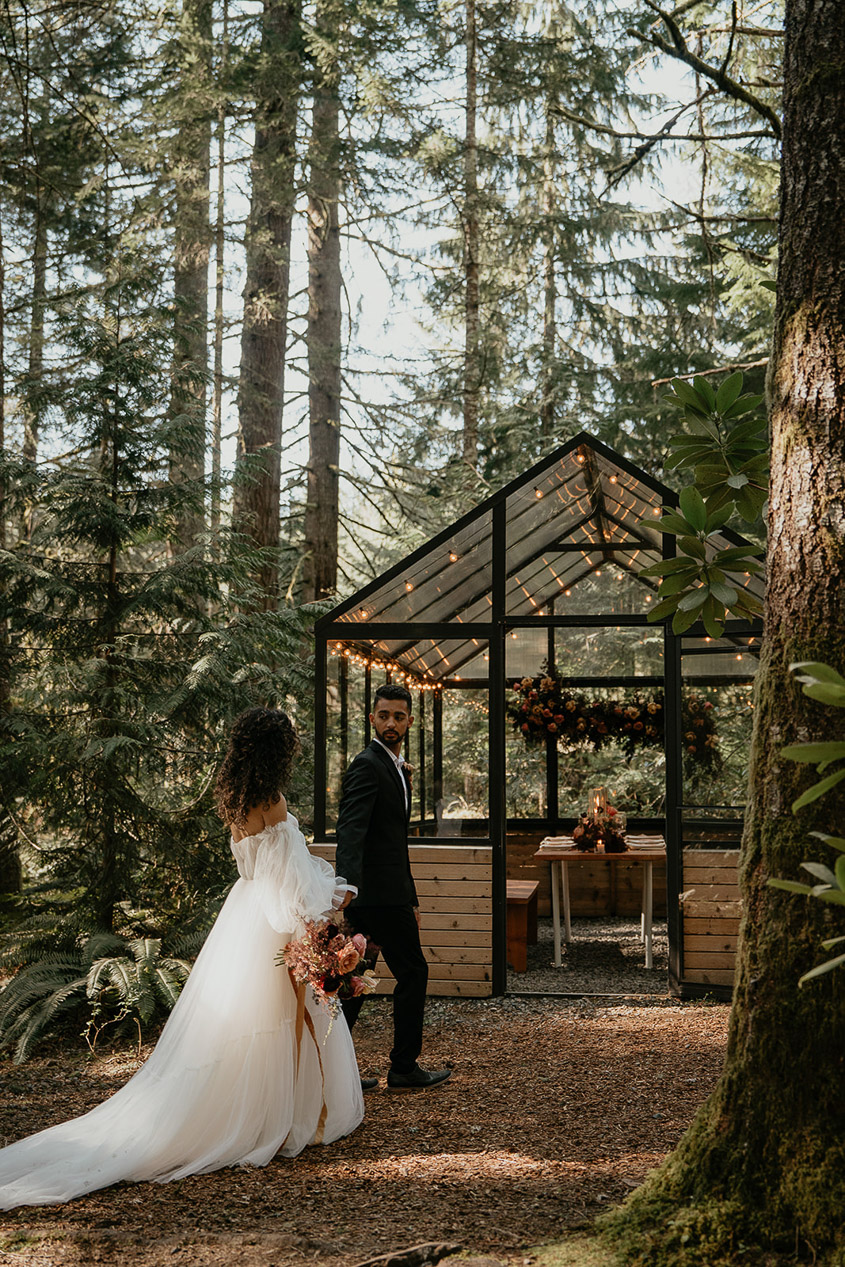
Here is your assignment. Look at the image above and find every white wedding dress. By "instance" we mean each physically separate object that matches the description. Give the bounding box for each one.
[0,816,364,1210]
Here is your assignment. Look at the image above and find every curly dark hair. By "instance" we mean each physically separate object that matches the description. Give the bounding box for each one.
[215,708,300,828]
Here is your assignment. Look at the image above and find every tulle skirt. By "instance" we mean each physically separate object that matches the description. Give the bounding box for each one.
[0,877,364,1210]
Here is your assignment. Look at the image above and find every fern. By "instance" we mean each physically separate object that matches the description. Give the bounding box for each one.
[0,930,194,1062]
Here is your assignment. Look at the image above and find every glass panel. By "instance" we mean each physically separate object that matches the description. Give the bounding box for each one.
[506,627,547,816]
[337,509,493,624]
[552,565,657,617]
[555,625,665,678]
[439,686,489,834]
[682,640,758,808]
[506,625,667,818]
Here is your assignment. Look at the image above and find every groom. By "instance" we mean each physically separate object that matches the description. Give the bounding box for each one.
[336,683,452,1090]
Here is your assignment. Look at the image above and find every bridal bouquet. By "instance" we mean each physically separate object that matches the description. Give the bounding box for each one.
[280,920,379,1013]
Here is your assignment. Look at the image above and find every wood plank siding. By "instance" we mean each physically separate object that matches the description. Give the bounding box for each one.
[680,848,741,988]
[310,843,493,997]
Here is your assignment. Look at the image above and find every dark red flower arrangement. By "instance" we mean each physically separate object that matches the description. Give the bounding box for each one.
[507,672,719,767]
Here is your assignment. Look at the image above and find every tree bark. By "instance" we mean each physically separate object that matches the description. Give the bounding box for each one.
[604,3,845,1260]
[0,211,21,904]
[303,0,342,603]
[540,97,556,443]
[169,0,213,554]
[233,0,301,610]
[210,0,229,540]
[462,0,479,470]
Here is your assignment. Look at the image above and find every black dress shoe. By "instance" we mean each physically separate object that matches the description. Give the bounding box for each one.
[386,1064,452,1089]
[361,1077,379,1091]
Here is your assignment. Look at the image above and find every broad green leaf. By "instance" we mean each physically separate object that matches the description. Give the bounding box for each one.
[726,473,750,489]
[723,393,764,419]
[801,862,837,886]
[808,832,845,853]
[678,588,707,612]
[678,535,707,560]
[701,594,725,639]
[792,767,845,812]
[820,936,845,950]
[780,741,845,765]
[679,486,708,532]
[836,854,845,890]
[703,504,734,533]
[767,878,813,895]
[710,582,739,607]
[693,376,717,409]
[647,597,682,623]
[791,662,845,688]
[760,279,777,292]
[658,572,698,597]
[655,513,691,535]
[639,557,699,578]
[714,544,765,564]
[672,605,706,634]
[715,371,744,413]
[801,683,845,708]
[668,378,709,414]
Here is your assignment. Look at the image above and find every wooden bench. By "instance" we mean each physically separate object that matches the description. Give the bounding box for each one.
[506,879,539,972]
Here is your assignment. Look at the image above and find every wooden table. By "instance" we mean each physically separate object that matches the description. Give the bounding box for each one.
[534,835,667,969]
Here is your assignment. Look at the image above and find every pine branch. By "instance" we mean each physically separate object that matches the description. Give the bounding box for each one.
[629,2,782,139]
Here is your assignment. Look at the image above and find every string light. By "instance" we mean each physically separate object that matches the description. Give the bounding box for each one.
[576,454,585,464]
[534,488,544,499]
[449,552,459,563]
[328,645,443,691]
[609,474,617,484]
[405,581,414,592]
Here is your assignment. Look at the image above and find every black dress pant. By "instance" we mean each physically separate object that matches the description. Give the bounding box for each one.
[341,903,428,1073]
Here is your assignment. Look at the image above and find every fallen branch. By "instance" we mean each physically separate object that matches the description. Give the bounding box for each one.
[352,1243,462,1267]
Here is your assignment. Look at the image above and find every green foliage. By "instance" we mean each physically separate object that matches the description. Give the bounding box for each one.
[662,373,769,521]
[768,663,845,984]
[0,927,196,1063]
[639,371,766,636]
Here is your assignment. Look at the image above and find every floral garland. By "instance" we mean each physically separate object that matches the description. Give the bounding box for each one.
[507,673,719,767]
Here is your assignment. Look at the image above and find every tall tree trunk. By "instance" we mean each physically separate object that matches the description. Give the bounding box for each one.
[233,0,301,610]
[210,0,229,539]
[169,0,213,553]
[462,0,479,470]
[303,0,341,603]
[605,2,845,1260]
[21,190,46,541]
[0,210,21,904]
[540,97,556,443]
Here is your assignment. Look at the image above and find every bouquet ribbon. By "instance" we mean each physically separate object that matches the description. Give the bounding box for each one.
[287,968,328,1146]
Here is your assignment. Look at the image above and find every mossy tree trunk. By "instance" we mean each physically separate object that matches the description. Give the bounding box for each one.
[302,0,342,603]
[234,0,301,609]
[604,3,845,1262]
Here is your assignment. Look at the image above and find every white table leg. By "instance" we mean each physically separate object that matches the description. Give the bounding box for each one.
[551,861,562,965]
[562,861,572,944]
[643,860,654,969]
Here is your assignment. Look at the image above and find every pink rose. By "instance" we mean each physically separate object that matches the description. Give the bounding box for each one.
[351,934,367,955]
[337,944,361,974]
[350,975,367,997]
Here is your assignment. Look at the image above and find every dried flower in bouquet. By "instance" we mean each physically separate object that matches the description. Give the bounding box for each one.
[278,920,379,1014]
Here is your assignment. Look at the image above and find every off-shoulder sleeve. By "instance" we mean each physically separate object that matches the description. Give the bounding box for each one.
[251,820,349,935]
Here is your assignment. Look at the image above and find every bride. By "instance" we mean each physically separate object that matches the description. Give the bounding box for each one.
[0,707,364,1210]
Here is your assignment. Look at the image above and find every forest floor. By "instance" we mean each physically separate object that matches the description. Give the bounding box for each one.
[0,994,730,1267]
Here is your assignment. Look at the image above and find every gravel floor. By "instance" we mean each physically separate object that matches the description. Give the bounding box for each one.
[507,916,670,996]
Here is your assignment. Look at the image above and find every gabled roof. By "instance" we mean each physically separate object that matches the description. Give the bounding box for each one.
[317,432,764,684]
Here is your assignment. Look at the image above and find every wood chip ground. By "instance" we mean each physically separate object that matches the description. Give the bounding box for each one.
[0,996,729,1267]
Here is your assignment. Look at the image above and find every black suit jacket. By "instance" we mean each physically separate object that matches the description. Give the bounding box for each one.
[335,741,417,907]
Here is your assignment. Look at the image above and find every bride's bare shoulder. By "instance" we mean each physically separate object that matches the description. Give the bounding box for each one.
[230,796,288,842]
